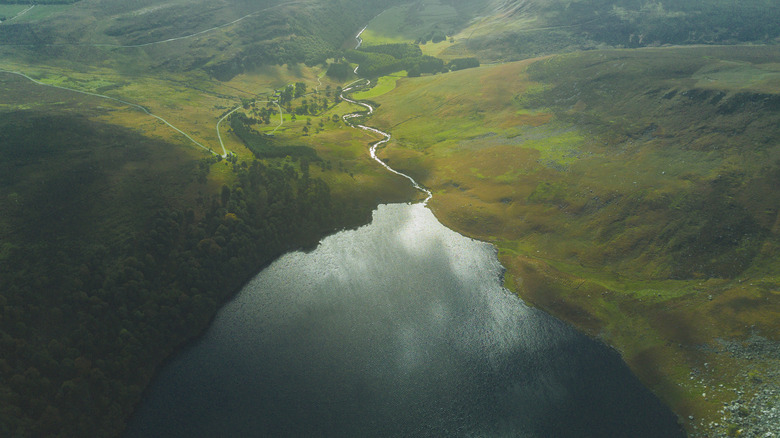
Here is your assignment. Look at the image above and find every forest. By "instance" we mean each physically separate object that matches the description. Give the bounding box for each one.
[228,112,320,160]
[345,43,447,77]
[0,111,377,436]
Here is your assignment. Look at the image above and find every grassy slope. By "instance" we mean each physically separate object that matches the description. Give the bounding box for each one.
[0,68,415,436]
[0,5,27,18]
[351,71,406,99]
[439,0,780,64]
[0,0,407,81]
[359,0,475,61]
[360,0,458,44]
[0,5,68,23]
[0,1,418,434]
[370,46,780,435]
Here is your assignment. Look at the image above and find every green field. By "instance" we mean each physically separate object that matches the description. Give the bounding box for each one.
[0,4,26,18]
[351,71,406,99]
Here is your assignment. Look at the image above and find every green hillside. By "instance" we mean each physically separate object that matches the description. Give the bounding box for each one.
[359,0,780,63]
[0,0,411,80]
[0,80,414,436]
[369,46,780,436]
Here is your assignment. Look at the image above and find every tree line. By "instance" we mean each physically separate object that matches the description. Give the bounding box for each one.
[228,112,320,160]
[343,43,479,78]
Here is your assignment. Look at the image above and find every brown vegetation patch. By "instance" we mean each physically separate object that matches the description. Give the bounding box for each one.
[499,254,607,334]
[625,346,706,420]
[476,60,538,104]
[466,145,540,179]
[499,111,553,128]
[710,286,780,340]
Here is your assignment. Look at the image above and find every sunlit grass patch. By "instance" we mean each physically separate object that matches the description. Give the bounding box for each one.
[692,60,780,93]
[518,128,584,167]
[354,0,466,67]
[359,7,409,46]
[360,0,458,47]
[359,28,408,46]
[420,39,456,58]
[352,72,406,100]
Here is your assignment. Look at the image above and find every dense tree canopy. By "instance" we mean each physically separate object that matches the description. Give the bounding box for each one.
[0,112,376,437]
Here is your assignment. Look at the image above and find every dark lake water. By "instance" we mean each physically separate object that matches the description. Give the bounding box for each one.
[125,203,685,437]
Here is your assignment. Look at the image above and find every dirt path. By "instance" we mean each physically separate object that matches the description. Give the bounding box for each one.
[0,69,218,155]
[1,4,35,24]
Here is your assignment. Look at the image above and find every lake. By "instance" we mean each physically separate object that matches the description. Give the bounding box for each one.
[125,202,685,437]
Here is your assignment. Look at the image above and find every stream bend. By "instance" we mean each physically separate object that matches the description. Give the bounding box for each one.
[339,26,432,204]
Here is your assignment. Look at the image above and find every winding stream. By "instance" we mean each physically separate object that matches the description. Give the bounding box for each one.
[340,25,432,203]
[341,79,432,204]
[0,69,225,156]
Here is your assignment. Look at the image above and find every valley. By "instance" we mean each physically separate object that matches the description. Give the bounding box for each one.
[1,0,778,436]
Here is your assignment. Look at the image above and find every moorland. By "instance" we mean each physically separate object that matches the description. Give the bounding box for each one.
[370,46,780,435]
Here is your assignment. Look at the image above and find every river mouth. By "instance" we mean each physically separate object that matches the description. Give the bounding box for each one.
[125,203,684,437]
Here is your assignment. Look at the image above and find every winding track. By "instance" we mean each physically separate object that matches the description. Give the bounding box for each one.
[0,1,313,156]
[340,27,432,204]
[216,105,242,156]
[1,4,35,24]
[216,97,284,155]
[0,68,291,157]
[0,69,219,155]
[268,100,284,134]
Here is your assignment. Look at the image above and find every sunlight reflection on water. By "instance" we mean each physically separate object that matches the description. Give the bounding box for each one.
[125,203,684,438]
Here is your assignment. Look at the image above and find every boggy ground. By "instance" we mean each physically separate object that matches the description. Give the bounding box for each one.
[368,46,780,437]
